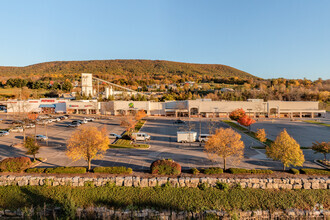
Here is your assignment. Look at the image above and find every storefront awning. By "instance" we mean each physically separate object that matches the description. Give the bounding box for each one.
[39,104,56,108]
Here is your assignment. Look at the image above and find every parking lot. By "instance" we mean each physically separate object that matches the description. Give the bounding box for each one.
[0,115,327,171]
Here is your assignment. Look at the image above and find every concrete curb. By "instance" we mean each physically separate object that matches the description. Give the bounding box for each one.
[313,159,330,169]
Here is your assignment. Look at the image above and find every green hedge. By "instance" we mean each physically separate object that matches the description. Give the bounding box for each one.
[228,168,273,174]
[190,168,200,175]
[202,167,223,175]
[25,168,46,173]
[150,159,181,175]
[93,166,133,174]
[300,169,330,175]
[290,168,300,175]
[0,157,32,172]
[45,167,86,174]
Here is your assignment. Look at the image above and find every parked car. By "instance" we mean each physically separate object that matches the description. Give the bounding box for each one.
[11,120,23,125]
[84,117,95,122]
[0,130,9,136]
[198,134,210,142]
[9,126,24,133]
[173,119,185,124]
[67,122,81,127]
[37,120,48,125]
[131,132,150,141]
[109,133,122,139]
[36,135,48,141]
[25,124,36,129]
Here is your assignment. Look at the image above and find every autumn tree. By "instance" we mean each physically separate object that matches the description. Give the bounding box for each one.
[135,110,147,121]
[256,128,267,143]
[66,126,110,170]
[120,115,136,133]
[312,141,330,161]
[62,80,73,92]
[237,115,256,132]
[229,108,246,121]
[204,128,244,170]
[24,136,40,161]
[266,129,305,170]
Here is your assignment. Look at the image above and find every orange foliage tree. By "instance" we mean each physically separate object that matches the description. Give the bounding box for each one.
[66,126,110,171]
[229,108,246,121]
[237,115,256,132]
[120,116,136,133]
[135,110,147,121]
[204,128,245,170]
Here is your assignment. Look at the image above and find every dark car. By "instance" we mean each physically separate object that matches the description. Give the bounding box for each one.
[173,120,185,124]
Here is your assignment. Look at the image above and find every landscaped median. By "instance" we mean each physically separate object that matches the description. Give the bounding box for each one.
[222,120,274,147]
[110,119,150,149]
[304,120,330,127]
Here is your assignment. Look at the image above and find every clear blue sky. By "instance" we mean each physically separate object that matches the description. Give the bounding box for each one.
[0,0,329,80]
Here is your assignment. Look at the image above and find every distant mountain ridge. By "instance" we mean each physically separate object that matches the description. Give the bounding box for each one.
[0,59,258,80]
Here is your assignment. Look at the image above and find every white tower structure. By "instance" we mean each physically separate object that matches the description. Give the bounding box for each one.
[81,73,93,96]
[105,86,113,98]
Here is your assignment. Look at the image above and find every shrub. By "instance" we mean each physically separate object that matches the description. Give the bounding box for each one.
[215,182,229,191]
[300,169,330,175]
[191,168,200,175]
[150,159,181,175]
[202,167,223,175]
[25,168,46,173]
[290,168,300,175]
[93,166,133,174]
[45,167,86,174]
[228,168,273,174]
[198,182,208,190]
[0,157,32,172]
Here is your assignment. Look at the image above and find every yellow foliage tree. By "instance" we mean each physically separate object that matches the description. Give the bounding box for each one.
[256,128,267,143]
[204,128,245,170]
[266,129,305,170]
[66,126,110,170]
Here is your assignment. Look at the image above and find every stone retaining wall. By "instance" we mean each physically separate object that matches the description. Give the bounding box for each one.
[0,175,329,189]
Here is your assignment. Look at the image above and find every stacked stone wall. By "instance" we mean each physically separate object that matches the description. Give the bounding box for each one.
[0,175,329,189]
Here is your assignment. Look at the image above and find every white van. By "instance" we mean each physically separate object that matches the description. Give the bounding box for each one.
[131,133,150,141]
[198,134,210,142]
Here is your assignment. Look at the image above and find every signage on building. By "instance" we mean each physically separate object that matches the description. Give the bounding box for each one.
[29,101,39,103]
[69,105,79,107]
[84,105,93,107]
[41,99,55,103]
[129,103,134,108]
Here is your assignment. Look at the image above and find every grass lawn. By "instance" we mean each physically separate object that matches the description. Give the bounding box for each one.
[110,139,149,149]
[0,186,328,213]
[304,120,330,127]
[222,120,274,147]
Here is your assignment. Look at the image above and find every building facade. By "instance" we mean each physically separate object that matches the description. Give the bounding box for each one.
[3,99,326,118]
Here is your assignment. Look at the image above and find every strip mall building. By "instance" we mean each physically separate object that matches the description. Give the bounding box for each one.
[3,99,326,118]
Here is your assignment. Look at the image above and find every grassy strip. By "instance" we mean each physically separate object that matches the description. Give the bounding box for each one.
[110,120,149,149]
[0,186,328,212]
[111,139,149,149]
[304,120,330,127]
[222,120,274,147]
[252,146,311,150]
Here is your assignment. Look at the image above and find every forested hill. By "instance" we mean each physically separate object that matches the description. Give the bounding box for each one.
[0,60,258,82]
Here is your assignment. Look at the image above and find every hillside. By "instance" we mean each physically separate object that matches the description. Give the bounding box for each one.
[0,60,258,82]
